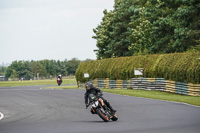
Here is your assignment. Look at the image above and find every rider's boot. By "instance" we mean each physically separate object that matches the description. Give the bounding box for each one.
[104,100,116,114]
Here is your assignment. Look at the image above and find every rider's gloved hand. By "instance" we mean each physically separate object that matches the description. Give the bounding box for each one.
[97,93,103,97]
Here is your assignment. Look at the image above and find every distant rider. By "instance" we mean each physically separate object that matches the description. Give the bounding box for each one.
[57,74,62,83]
[84,82,116,114]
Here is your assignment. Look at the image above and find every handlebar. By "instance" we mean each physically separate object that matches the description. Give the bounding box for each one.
[85,98,98,109]
[85,95,102,109]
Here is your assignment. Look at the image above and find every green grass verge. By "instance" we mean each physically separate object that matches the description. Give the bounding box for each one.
[43,85,79,89]
[100,88,200,106]
[0,78,77,87]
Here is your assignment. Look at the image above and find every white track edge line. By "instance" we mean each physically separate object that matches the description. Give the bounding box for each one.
[0,112,4,120]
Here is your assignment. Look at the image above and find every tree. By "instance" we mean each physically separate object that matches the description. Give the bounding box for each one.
[5,66,13,80]
[31,62,47,77]
[0,66,7,76]
[9,70,19,80]
[93,10,114,59]
[66,58,81,75]
[5,61,33,80]
[93,0,138,58]
[93,0,200,58]
[4,58,88,80]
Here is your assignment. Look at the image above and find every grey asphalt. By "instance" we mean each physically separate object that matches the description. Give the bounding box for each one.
[0,86,200,133]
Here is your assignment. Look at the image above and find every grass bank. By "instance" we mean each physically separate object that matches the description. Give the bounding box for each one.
[101,88,200,106]
[0,78,77,87]
[43,85,78,89]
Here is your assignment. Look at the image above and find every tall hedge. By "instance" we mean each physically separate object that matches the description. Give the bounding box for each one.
[75,52,200,84]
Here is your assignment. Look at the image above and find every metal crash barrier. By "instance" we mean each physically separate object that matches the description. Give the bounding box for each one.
[78,78,200,97]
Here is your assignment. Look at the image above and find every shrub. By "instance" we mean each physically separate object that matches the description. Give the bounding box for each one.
[75,52,200,84]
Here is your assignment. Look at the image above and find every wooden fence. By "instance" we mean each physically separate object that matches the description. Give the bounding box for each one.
[78,78,200,97]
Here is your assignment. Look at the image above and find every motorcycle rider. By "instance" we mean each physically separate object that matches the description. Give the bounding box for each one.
[57,74,62,83]
[84,82,116,114]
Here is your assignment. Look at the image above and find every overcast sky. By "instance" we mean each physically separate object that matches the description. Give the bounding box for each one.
[0,0,114,65]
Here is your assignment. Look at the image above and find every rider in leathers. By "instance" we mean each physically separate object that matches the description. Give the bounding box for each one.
[57,75,62,83]
[84,82,116,114]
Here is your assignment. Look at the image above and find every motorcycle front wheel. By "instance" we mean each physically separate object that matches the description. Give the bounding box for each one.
[96,109,110,122]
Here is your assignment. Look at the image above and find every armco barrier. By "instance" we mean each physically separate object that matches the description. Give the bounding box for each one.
[165,81,200,96]
[188,83,200,96]
[109,80,116,89]
[165,80,176,93]
[131,78,165,90]
[104,78,109,88]
[78,78,200,96]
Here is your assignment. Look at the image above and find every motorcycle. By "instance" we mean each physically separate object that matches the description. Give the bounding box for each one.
[86,94,118,122]
[57,77,62,86]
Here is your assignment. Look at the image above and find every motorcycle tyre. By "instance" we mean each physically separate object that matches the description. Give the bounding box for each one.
[111,113,118,121]
[96,109,110,122]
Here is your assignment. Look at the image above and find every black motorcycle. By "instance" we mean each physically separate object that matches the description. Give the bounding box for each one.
[86,94,118,122]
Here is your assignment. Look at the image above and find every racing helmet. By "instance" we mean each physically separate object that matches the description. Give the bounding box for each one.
[85,82,93,89]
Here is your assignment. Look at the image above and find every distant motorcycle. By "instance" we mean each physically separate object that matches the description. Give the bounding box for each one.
[57,77,62,86]
[86,94,118,122]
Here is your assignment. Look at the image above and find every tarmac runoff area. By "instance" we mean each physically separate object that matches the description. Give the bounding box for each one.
[0,85,199,133]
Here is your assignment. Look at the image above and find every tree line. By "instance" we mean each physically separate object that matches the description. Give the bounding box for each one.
[0,67,7,76]
[93,0,200,59]
[5,58,87,80]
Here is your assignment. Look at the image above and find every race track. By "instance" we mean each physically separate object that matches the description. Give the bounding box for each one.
[0,86,200,133]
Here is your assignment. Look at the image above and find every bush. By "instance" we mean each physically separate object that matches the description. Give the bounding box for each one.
[75,52,200,84]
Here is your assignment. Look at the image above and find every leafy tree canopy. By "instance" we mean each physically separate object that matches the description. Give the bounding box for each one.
[93,0,200,59]
[5,58,84,80]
